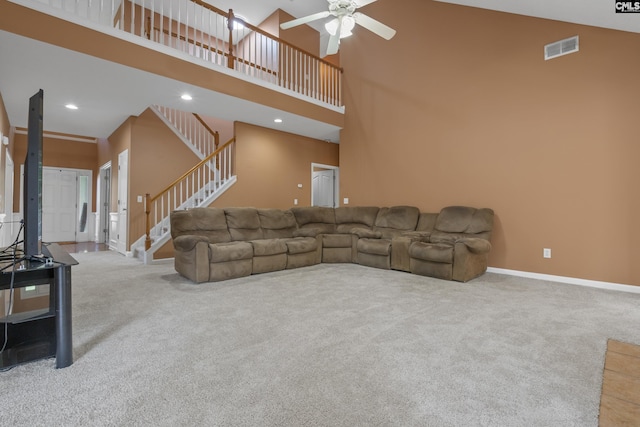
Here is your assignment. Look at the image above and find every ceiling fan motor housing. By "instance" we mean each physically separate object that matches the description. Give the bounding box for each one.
[329,0,358,17]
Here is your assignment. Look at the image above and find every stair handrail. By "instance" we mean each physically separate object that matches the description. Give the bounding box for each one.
[193,113,220,166]
[144,137,235,250]
[144,1,344,105]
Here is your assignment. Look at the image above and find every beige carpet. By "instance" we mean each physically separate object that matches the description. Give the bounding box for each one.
[2,250,640,426]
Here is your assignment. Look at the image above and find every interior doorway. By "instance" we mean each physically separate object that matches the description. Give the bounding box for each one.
[97,162,111,244]
[19,166,92,243]
[311,163,339,208]
[116,149,128,255]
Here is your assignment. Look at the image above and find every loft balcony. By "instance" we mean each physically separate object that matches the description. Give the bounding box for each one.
[0,0,344,141]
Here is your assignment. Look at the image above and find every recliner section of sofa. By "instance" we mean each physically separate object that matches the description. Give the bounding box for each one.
[170,205,494,284]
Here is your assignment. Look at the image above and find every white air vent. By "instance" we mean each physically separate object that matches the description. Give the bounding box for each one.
[544,36,579,60]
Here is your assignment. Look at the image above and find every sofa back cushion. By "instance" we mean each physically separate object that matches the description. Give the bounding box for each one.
[224,207,264,241]
[373,206,420,238]
[258,209,297,239]
[334,206,379,233]
[435,206,494,234]
[170,208,231,243]
[431,206,494,243]
[290,207,336,234]
[416,212,438,233]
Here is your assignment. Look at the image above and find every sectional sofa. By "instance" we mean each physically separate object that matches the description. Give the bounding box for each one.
[170,205,494,283]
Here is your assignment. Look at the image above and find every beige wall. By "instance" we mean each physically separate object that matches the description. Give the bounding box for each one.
[210,122,339,210]
[339,1,640,285]
[100,118,132,247]
[128,108,202,251]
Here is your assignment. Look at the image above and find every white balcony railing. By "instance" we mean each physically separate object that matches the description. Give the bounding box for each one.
[13,0,343,107]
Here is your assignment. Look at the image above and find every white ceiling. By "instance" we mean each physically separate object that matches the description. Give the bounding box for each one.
[434,0,640,34]
[1,0,637,142]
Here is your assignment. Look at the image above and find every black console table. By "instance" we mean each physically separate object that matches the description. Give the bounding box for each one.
[0,243,77,369]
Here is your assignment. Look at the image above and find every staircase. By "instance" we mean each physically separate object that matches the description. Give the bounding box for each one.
[131,106,237,263]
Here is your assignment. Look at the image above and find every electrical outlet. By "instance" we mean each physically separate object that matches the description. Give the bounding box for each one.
[343,197,349,205]
[543,248,551,259]
[294,198,298,205]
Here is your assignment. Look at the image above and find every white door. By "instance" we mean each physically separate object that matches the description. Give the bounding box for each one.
[117,150,128,254]
[42,168,77,242]
[312,169,335,207]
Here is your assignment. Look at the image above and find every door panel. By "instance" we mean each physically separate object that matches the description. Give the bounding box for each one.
[312,169,335,208]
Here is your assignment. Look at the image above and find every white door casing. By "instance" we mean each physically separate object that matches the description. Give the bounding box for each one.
[117,150,128,254]
[97,162,111,244]
[311,163,339,208]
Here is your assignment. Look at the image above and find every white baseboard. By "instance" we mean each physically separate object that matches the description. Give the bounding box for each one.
[487,267,640,294]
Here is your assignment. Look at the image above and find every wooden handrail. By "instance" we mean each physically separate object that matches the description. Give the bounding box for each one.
[193,113,218,138]
[144,137,235,250]
[186,0,343,71]
[149,137,234,205]
[193,113,220,168]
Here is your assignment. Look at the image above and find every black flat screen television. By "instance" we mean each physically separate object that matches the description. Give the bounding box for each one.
[23,89,44,258]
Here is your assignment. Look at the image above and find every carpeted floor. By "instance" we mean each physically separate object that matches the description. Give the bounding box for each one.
[2,250,640,426]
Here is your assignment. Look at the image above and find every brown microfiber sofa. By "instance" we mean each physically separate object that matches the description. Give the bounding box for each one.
[170,205,494,283]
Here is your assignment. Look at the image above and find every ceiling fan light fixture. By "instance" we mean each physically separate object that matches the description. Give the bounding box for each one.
[325,16,356,38]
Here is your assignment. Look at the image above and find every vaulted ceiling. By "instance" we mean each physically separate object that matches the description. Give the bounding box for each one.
[1,0,637,141]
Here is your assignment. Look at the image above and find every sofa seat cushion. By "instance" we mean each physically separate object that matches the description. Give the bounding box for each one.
[409,242,453,264]
[285,237,318,254]
[210,241,254,263]
[357,238,391,256]
[323,234,353,248]
[250,239,288,256]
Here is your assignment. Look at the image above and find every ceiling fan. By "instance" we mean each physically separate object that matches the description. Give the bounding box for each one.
[280,0,396,55]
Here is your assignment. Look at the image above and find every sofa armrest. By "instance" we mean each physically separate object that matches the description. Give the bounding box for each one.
[173,235,210,252]
[173,237,210,283]
[451,239,492,282]
[350,228,382,238]
[293,228,322,238]
[456,238,491,254]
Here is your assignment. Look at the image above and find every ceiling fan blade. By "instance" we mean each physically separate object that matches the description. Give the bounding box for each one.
[353,0,378,7]
[280,11,331,30]
[353,12,396,40]
[326,19,342,55]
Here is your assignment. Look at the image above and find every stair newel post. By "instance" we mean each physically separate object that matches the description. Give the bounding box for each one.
[227,9,235,69]
[144,193,151,250]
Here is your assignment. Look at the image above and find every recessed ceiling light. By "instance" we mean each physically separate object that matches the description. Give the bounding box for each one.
[181,94,193,101]
[65,104,78,110]
[274,118,283,123]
